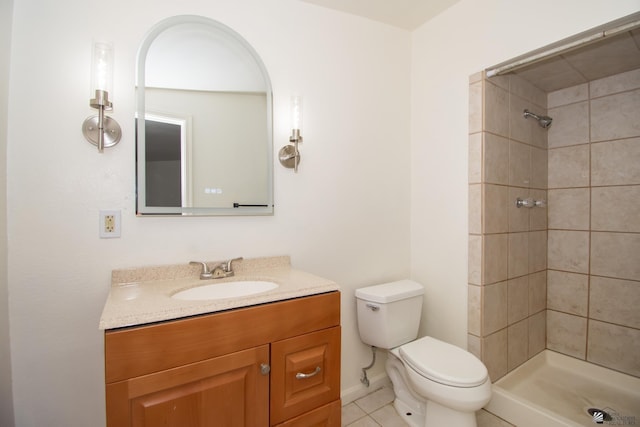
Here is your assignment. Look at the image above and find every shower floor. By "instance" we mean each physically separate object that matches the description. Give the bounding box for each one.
[485,350,640,427]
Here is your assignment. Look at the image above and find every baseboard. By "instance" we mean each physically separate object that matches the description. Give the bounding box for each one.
[340,372,392,406]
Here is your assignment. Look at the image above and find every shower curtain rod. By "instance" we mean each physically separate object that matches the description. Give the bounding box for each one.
[486,14,640,77]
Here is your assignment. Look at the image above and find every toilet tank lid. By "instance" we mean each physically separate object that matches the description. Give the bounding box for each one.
[355,280,424,303]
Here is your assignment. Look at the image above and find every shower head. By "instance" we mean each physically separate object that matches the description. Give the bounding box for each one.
[523,109,553,128]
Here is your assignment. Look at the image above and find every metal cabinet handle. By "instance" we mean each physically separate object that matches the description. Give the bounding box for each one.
[296,366,321,379]
[260,363,271,375]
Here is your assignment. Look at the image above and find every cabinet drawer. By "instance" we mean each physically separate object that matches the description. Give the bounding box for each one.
[270,326,341,425]
[273,400,341,427]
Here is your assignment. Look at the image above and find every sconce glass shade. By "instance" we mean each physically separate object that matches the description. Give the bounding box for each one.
[90,42,114,99]
[290,95,303,131]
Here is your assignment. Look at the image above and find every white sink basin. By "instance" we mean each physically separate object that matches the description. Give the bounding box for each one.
[172,280,278,301]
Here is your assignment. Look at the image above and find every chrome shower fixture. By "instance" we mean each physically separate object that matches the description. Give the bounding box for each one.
[523,109,553,128]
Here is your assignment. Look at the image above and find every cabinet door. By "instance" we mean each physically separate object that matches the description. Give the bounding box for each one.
[273,400,341,427]
[270,326,341,425]
[107,345,269,427]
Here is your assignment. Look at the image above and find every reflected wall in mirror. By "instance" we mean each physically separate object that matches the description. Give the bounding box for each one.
[136,15,273,215]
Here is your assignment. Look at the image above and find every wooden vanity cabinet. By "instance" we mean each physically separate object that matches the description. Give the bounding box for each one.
[105,291,341,427]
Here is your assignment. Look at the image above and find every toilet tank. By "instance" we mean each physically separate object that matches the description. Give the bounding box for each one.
[355,280,424,349]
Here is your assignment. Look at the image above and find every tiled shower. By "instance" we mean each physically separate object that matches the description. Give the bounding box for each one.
[467,67,640,381]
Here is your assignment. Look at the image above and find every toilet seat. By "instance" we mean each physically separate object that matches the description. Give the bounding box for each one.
[399,336,488,388]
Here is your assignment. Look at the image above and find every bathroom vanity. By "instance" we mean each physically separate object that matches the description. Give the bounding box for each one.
[100,256,341,426]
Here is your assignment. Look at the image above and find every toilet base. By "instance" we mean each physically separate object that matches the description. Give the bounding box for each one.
[425,399,477,427]
[393,398,424,427]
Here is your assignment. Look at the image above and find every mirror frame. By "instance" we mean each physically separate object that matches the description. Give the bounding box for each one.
[136,15,274,216]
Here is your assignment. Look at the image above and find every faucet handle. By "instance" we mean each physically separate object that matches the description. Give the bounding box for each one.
[222,257,243,273]
[189,261,214,280]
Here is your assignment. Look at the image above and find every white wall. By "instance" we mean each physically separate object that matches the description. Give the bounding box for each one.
[6,1,410,425]
[410,0,640,348]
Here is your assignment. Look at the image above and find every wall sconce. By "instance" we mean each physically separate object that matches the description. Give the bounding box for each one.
[82,42,121,153]
[279,95,303,172]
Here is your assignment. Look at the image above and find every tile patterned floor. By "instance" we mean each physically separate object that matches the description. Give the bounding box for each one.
[342,386,515,427]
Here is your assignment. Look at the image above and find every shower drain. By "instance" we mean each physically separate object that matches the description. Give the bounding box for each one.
[587,408,613,423]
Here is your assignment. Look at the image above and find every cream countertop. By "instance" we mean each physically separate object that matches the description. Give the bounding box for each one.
[99,256,340,330]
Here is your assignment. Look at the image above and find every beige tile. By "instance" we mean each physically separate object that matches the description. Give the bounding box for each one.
[591,232,640,281]
[590,68,640,98]
[477,409,515,427]
[591,186,640,232]
[548,230,589,273]
[488,73,510,91]
[469,81,483,134]
[509,141,530,188]
[591,89,640,142]
[547,310,587,359]
[482,329,508,381]
[469,184,482,235]
[483,281,508,335]
[530,146,548,189]
[510,96,545,147]
[591,137,640,186]
[528,270,546,314]
[528,310,546,358]
[469,235,482,285]
[343,402,367,426]
[483,234,508,285]
[547,270,588,316]
[529,189,547,231]
[508,232,528,279]
[548,188,590,230]
[587,320,640,377]
[484,81,509,137]
[548,145,590,188]
[484,133,509,185]
[547,83,588,108]
[510,74,547,110]
[528,231,547,274]
[508,319,528,371]
[468,334,481,360]
[355,386,395,414]
[508,187,530,233]
[590,276,640,329]
[468,284,482,336]
[370,404,409,427]
[548,101,589,148]
[469,133,482,184]
[346,415,380,427]
[508,276,529,324]
[484,184,509,234]
[469,70,484,84]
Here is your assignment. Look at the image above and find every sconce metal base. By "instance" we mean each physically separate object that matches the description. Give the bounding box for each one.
[279,145,300,171]
[82,115,122,150]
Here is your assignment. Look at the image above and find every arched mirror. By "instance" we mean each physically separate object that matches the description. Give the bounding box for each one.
[136,15,273,215]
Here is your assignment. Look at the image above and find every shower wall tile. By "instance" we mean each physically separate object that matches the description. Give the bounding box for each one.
[591,232,640,281]
[467,334,481,360]
[547,101,589,148]
[548,145,590,188]
[483,234,508,284]
[484,133,509,185]
[548,188,590,230]
[548,83,588,108]
[483,184,508,233]
[507,319,528,371]
[507,276,528,324]
[548,230,589,273]
[508,187,529,232]
[547,270,588,316]
[482,281,508,335]
[469,184,482,234]
[589,276,640,329]
[482,329,508,381]
[469,81,483,134]
[530,146,548,189]
[510,74,547,109]
[528,231,547,273]
[468,235,482,285]
[484,81,509,137]
[508,232,528,279]
[591,186,640,232]
[587,320,640,377]
[547,310,587,359]
[468,133,482,183]
[528,310,546,358]
[591,89,640,142]
[591,137,640,186]
[510,95,546,148]
[590,68,640,98]
[529,189,548,231]
[509,141,531,188]
[468,284,482,335]
[529,271,546,315]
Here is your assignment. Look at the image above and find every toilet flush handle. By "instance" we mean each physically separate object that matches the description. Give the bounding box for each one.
[366,303,380,311]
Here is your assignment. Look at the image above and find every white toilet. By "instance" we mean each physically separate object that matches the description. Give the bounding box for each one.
[355,280,491,427]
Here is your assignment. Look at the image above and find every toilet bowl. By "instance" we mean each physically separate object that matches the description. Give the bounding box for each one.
[355,280,492,427]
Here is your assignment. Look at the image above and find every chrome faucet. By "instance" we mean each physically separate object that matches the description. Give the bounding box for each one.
[189,257,243,280]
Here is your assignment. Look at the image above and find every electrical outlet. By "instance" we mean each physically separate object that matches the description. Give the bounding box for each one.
[99,210,121,238]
